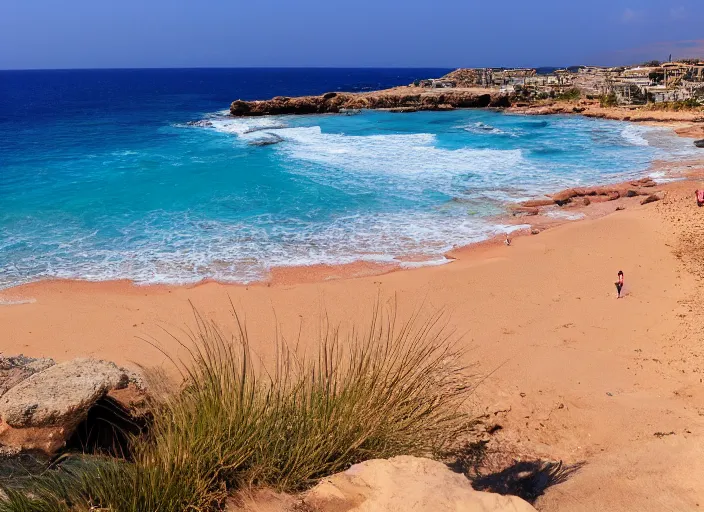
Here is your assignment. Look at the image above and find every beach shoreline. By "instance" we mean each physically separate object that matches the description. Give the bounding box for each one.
[2,146,699,292]
[2,158,704,510]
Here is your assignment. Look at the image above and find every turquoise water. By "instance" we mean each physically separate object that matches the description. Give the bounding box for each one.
[1,70,699,288]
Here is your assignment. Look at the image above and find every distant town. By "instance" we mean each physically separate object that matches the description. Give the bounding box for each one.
[416,60,704,105]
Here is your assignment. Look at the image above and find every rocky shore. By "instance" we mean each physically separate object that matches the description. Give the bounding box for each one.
[508,176,664,216]
[230,86,510,116]
[506,99,704,133]
[229,85,704,151]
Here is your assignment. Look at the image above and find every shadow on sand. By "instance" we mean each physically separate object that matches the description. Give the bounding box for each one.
[446,440,584,504]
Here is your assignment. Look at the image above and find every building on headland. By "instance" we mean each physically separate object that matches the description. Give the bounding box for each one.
[415,61,704,105]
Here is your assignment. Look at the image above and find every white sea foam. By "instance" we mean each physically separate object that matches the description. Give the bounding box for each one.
[208,117,288,137]
[545,209,586,221]
[461,122,513,136]
[621,125,651,146]
[0,209,530,287]
[268,126,529,200]
[202,117,547,199]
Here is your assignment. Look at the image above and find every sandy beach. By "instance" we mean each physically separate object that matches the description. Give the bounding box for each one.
[2,150,704,510]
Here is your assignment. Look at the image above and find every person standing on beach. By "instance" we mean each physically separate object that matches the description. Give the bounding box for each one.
[615,271,624,299]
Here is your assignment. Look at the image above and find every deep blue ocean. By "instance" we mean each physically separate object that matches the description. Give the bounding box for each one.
[0,68,699,287]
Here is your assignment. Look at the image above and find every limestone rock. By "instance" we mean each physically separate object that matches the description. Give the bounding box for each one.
[230,89,504,116]
[0,358,129,429]
[551,189,577,206]
[0,355,55,398]
[304,456,537,512]
[0,422,67,454]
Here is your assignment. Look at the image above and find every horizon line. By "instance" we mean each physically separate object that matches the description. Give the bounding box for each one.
[0,64,585,72]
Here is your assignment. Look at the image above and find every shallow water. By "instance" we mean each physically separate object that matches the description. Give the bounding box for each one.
[0,69,699,287]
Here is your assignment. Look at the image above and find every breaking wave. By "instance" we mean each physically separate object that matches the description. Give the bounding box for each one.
[0,211,525,288]
[3,108,699,288]
[621,124,651,146]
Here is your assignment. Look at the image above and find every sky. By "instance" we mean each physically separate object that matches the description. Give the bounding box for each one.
[1,0,703,70]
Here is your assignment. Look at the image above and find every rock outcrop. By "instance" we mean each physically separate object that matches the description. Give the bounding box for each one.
[231,87,509,116]
[0,357,138,454]
[515,178,660,210]
[304,456,537,512]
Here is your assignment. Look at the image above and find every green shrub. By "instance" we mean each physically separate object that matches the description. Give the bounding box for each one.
[1,305,471,512]
[556,88,581,101]
[644,98,703,111]
[599,93,618,107]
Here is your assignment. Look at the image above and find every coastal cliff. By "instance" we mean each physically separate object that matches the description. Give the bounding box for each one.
[230,86,510,116]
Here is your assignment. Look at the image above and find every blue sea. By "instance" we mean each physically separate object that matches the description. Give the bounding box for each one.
[0,68,698,288]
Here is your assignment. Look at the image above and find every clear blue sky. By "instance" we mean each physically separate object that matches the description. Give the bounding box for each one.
[1,0,703,70]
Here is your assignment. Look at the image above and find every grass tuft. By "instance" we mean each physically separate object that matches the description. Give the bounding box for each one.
[1,302,471,512]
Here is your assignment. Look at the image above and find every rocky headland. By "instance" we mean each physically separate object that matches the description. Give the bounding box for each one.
[229,74,704,151]
[230,86,510,116]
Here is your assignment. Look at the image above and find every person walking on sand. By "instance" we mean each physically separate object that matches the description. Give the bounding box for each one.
[615,270,624,299]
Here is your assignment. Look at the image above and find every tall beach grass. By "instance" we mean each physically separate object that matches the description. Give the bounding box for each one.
[0,303,472,512]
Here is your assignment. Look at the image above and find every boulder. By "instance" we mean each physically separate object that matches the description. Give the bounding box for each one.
[304,456,537,512]
[640,192,665,205]
[694,139,704,148]
[0,355,55,398]
[0,358,129,430]
[552,189,577,206]
[630,177,656,187]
